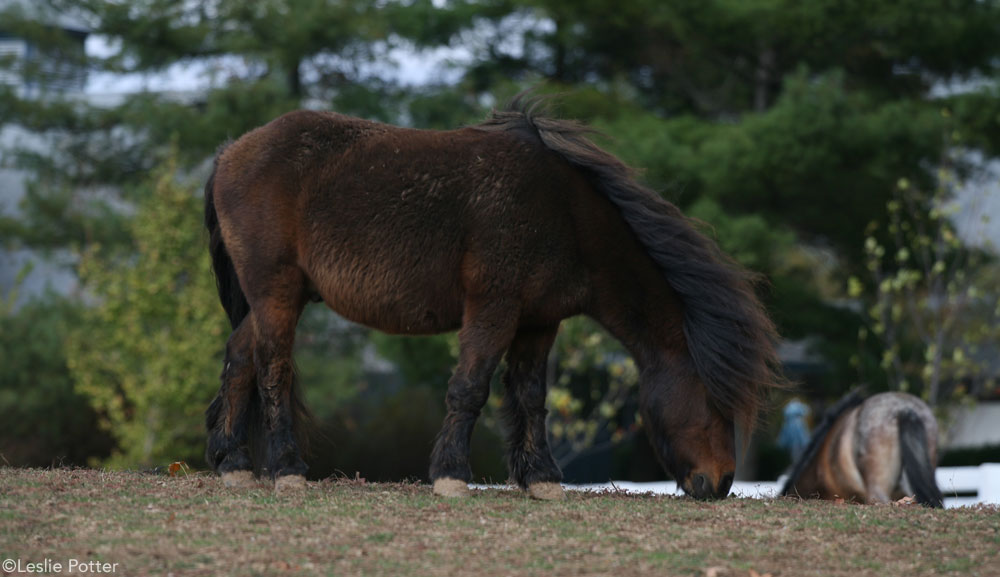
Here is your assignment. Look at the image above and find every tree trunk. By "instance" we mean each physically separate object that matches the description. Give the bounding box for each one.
[552,15,567,82]
[755,45,775,111]
[286,57,302,101]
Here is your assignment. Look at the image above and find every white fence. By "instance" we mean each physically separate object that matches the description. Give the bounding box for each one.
[935,464,1000,508]
[562,463,1000,508]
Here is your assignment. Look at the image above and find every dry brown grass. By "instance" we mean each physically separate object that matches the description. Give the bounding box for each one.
[1,467,998,576]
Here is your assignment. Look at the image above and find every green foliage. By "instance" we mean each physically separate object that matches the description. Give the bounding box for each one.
[0,295,113,465]
[491,0,1000,112]
[851,171,1000,405]
[712,72,946,255]
[60,0,391,95]
[404,89,485,130]
[578,69,949,263]
[66,151,228,467]
[114,79,300,166]
[370,333,457,392]
[310,384,506,482]
[685,197,796,273]
[949,87,1000,156]
[0,179,130,250]
[294,307,366,420]
[546,318,640,467]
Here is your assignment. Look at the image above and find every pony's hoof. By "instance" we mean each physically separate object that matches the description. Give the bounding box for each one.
[274,474,307,495]
[528,482,565,501]
[433,478,471,497]
[220,470,255,489]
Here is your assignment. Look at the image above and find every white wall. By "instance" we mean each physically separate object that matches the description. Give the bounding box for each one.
[947,402,1000,449]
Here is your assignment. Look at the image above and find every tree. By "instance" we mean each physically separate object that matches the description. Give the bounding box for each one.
[0,291,113,465]
[852,161,1000,407]
[544,317,640,468]
[66,151,228,467]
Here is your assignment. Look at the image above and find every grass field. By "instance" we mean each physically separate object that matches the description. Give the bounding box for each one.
[1,468,998,577]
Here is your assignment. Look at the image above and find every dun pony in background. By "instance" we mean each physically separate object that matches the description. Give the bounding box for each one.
[781,390,944,507]
[203,94,784,499]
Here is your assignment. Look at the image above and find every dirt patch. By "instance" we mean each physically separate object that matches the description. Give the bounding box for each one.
[1,468,997,576]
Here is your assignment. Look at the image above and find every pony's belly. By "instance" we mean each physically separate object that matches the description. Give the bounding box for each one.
[331,298,463,335]
[309,264,464,334]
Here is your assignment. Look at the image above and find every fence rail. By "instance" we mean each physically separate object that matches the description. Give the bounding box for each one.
[935,463,1000,508]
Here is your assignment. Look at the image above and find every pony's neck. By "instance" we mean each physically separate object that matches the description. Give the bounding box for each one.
[585,248,688,374]
[569,177,690,374]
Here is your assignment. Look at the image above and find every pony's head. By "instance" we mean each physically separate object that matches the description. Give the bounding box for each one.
[639,361,741,500]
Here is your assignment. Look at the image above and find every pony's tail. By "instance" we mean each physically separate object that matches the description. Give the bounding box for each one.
[898,410,944,508]
[204,153,250,330]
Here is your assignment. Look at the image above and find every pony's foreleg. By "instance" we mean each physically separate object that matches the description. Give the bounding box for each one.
[501,326,564,500]
[251,298,308,493]
[430,300,518,497]
[206,318,257,488]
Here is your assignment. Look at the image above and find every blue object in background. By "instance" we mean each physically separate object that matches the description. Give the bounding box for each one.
[777,399,811,460]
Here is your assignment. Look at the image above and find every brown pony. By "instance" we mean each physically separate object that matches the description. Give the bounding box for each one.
[781,390,944,507]
[203,94,784,499]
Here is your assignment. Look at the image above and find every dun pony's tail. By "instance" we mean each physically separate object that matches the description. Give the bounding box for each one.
[205,151,250,330]
[898,410,944,508]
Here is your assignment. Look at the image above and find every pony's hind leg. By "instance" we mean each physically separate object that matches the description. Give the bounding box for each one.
[501,326,564,500]
[856,412,902,504]
[249,287,309,493]
[430,299,519,497]
[206,318,257,488]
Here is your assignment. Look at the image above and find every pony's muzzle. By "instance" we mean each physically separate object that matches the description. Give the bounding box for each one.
[688,472,735,500]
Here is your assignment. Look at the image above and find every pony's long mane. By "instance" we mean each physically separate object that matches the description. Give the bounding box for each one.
[780,389,866,496]
[475,93,785,433]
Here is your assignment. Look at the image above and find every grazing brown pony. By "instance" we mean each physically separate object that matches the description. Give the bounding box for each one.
[203,94,784,499]
[781,390,944,507]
